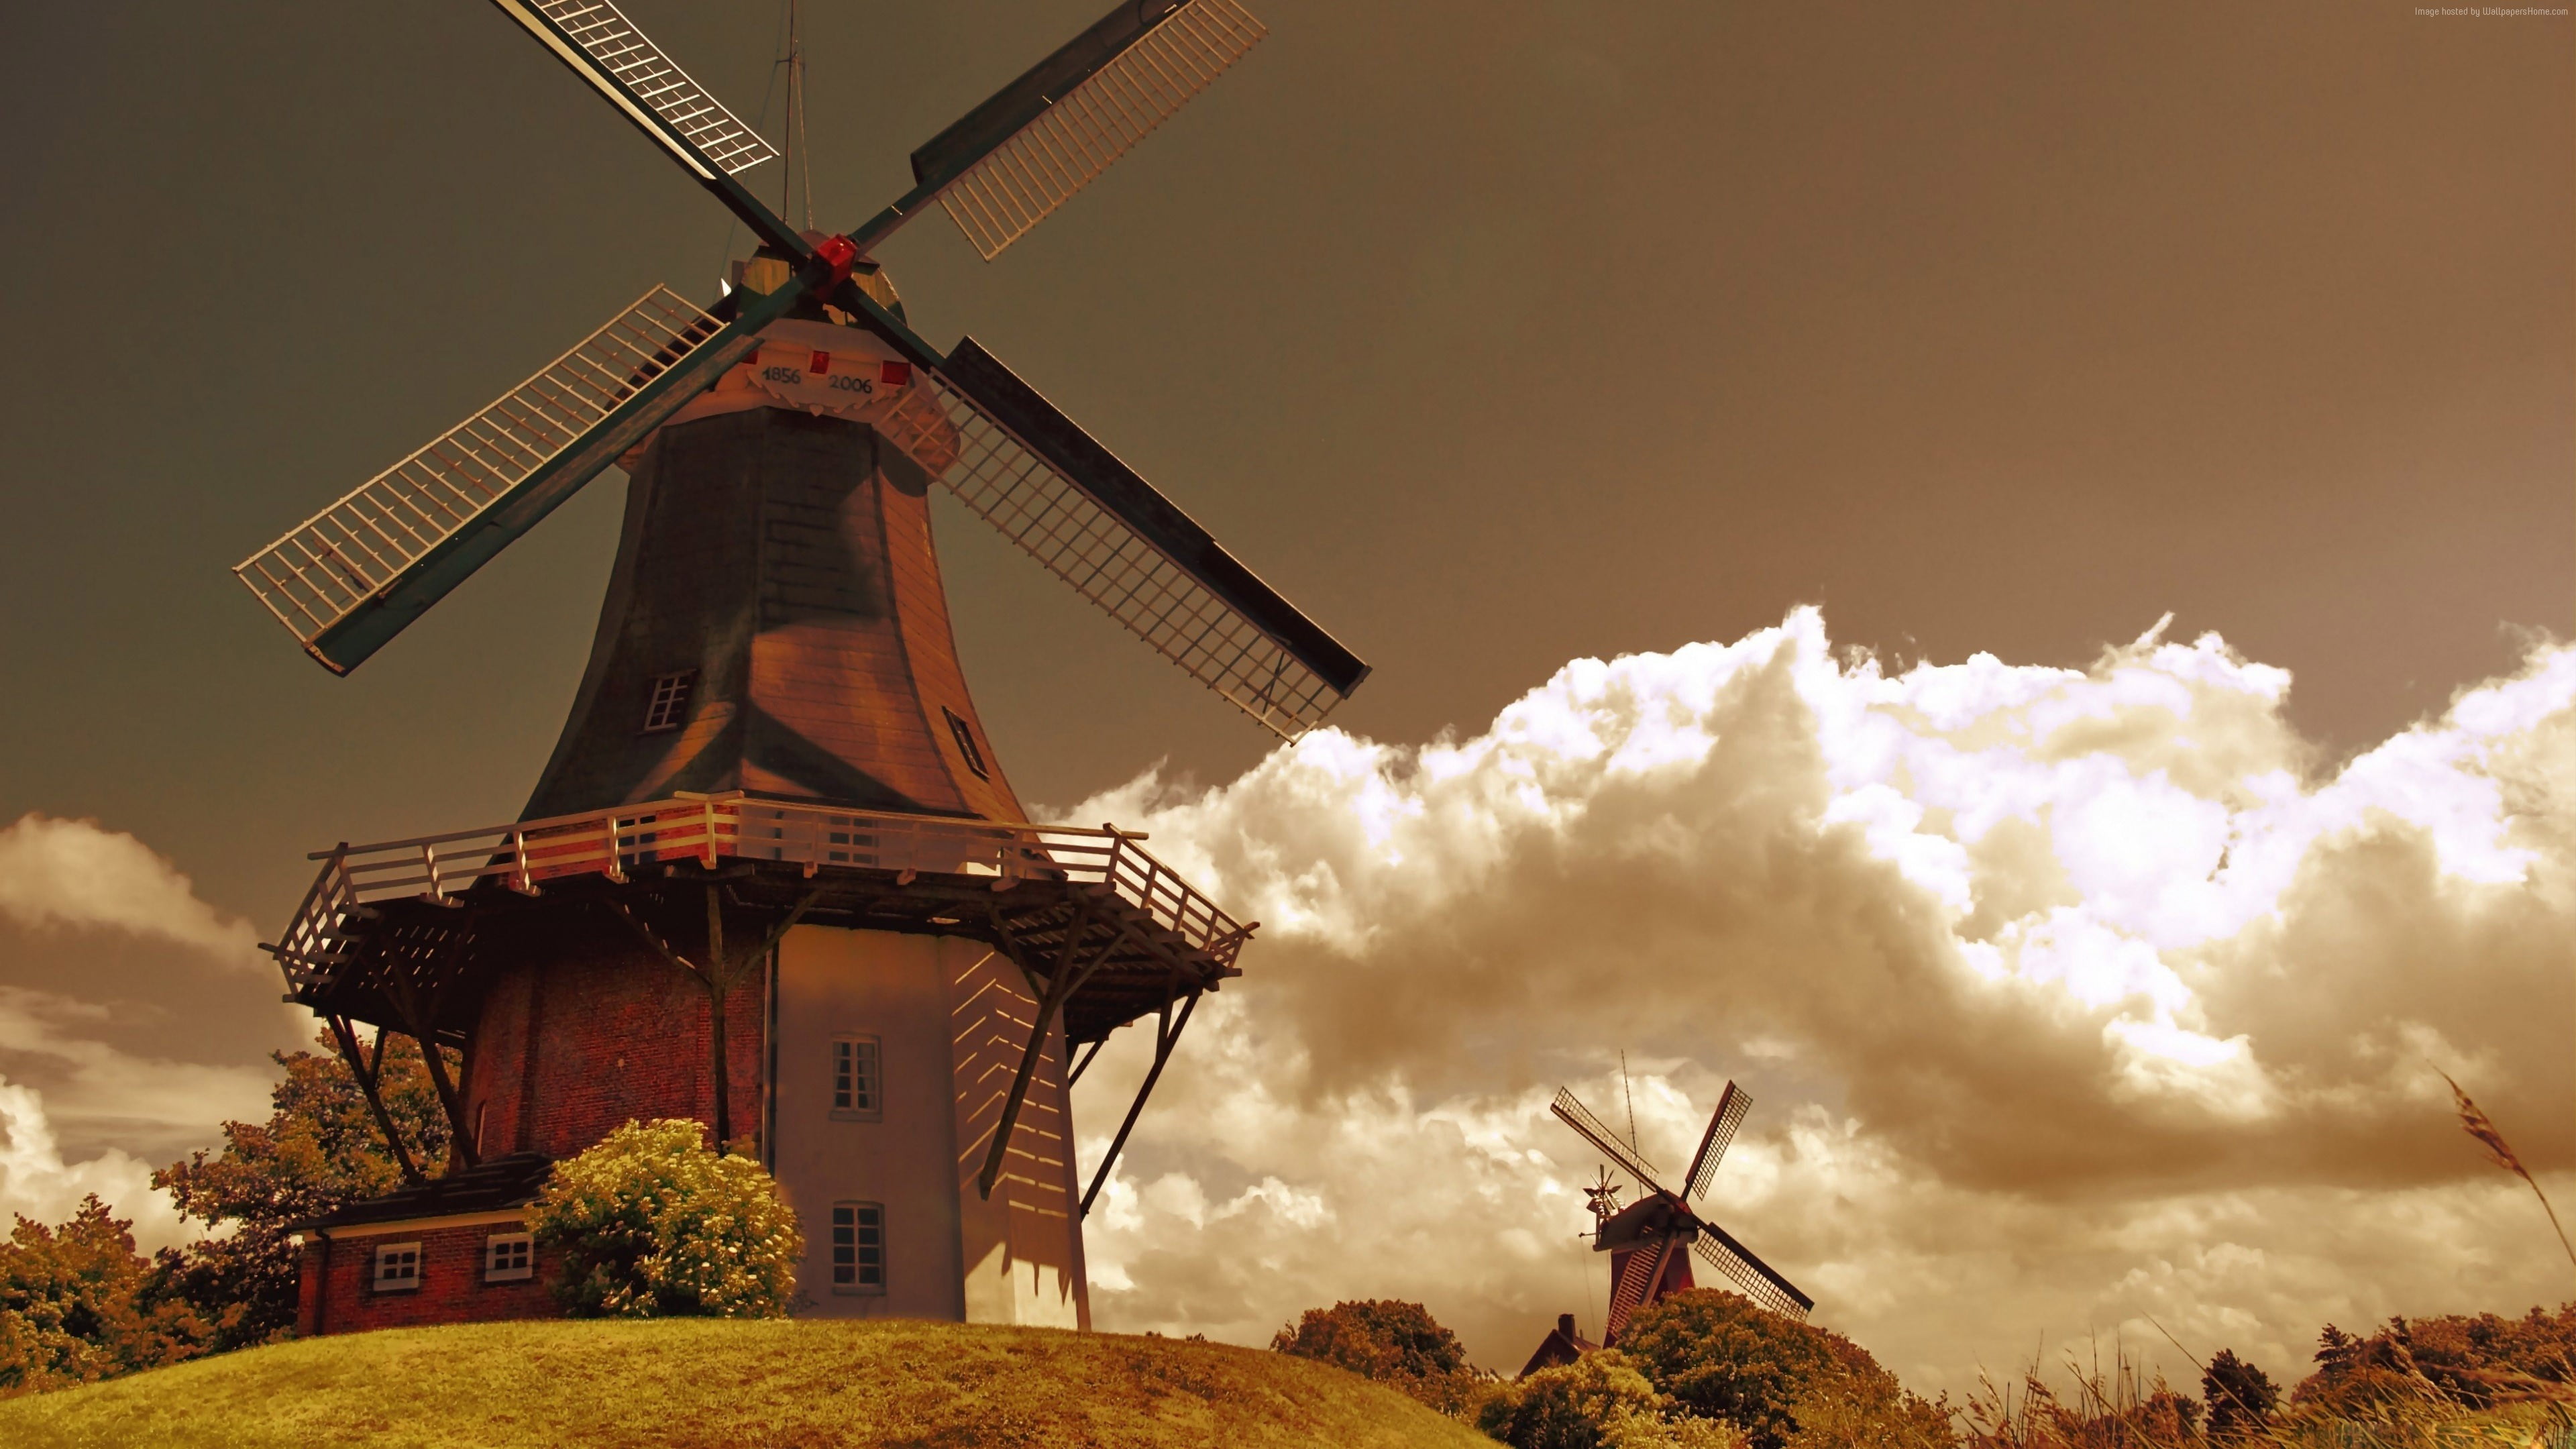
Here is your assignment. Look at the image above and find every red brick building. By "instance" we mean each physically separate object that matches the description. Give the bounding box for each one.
[293,1155,557,1336]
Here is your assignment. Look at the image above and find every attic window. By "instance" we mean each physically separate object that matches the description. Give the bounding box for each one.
[942,707,989,780]
[643,671,698,733]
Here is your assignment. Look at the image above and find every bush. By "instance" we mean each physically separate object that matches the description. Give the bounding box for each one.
[1613,1289,1949,1449]
[1272,1298,1483,1413]
[528,1120,802,1318]
[1477,1350,1746,1449]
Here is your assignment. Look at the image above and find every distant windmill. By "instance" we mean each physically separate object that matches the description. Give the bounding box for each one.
[1551,1081,1813,1342]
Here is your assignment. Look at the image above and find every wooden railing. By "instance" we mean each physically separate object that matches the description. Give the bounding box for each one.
[269,792,1251,991]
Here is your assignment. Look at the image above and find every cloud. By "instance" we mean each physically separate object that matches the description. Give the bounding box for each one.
[0,814,261,967]
[0,1073,196,1253]
[1062,608,2576,1391]
[0,987,271,1251]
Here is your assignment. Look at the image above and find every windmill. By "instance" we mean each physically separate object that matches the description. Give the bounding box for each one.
[1550,1081,1813,1344]
[245,0,1364,1336]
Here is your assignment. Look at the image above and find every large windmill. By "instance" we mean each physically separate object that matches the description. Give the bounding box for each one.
[1550,1082,1813,1346]
[247,0,1363,1336]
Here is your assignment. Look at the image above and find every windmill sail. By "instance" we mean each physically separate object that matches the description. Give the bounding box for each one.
[828,286,1364,737]
[906,0,1267,261]
[1692,1222,1814,1320]
[488,0,804,253]
[1684,1081,1750,1201]
[1552,1087,1670,1197]
[236,284,796,673]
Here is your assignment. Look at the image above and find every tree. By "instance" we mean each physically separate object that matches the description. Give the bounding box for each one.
[1613,1289,1947,1449]
[0,1197,210,1393]
[154,1026,449,1348]
[2201,1348,2279,1437]
[528,1118,802,1318]
[1476,1351,1744,1449]
[1271,1298,1482,1412]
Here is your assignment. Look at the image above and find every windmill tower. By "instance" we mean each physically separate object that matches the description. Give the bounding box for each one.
[1538,1082,1811,1357]
[243,0,1364,1336]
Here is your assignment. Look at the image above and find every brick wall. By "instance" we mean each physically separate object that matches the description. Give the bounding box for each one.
[464,938,765,1161]
[301,1220,557,1336]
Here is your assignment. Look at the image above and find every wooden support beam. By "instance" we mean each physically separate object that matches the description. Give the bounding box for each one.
[325,1014,423,1186]
[1065,1035,1108,1088]
[976,918,1129,1201]
[382,922,480,1169]
[1078,987,1199,1219]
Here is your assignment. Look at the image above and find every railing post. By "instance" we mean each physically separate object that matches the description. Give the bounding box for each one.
[604,812,628,884]
[422,842,443,903]
[700,796,718,869]
[511,828,535,895]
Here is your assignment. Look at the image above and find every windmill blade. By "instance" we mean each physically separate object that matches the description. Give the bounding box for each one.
[1684,1081,1750,1201]
[1690,1224,1814,1321]
[486,0,806,255]
[833,285,1367,737]
[1550,1088,1671,1199]
[857,0,1266,261]
[237,280,804,673]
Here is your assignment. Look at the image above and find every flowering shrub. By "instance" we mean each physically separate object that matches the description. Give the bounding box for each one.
[529,1120,802,1318]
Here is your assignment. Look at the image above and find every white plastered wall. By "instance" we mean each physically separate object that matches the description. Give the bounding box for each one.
[769,926,1088,1328]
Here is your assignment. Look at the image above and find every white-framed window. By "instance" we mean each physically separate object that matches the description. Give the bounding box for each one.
[484,1232,533,1283]
[831,1035,881,1118]
[831,1203,885,1293]
[372,1242,422,1293]
[643,670,698,732]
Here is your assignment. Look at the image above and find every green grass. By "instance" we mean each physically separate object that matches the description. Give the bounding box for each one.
[0,1318,1499,1449]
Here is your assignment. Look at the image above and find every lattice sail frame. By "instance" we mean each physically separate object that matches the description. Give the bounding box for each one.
[234,288,721,648]
[1684,1082,1751,1201]
[518,0,779,176]
[1693,1228,1813,1321]
[871,370,1344,739]
[936,0,1266,260]
[1552,1088,1669,1195]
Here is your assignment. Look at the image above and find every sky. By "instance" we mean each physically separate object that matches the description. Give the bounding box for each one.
[0,0,2568,1395]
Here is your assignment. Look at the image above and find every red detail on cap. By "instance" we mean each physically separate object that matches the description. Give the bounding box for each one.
[809,351,830,375]
[815,235,859,286]
[880,362,912,387]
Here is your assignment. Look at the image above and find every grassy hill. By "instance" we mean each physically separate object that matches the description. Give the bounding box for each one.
[0,1318,1497,1449]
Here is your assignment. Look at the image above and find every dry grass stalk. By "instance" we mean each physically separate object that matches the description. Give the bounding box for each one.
[2439,1070,2576,1287]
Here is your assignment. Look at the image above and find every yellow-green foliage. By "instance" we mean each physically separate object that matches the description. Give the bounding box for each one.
[0,1318,1496,1448]
[1272,1298,1485,1413]
[530,1119,802,1319]
[1477,1350,1748,1449]
[1613,1290,1950,1449]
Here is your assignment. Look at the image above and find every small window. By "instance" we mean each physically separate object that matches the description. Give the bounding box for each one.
[831,1203,885,1293]
[373,1242,422,1293]
[643,670,698,732]
[942,707,989,780]
[832,1036,881,1118]
[484,1232,533,1283]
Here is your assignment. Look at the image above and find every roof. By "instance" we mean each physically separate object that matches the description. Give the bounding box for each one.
[1517,1313,1599,1379]
[295,1152,555,1232]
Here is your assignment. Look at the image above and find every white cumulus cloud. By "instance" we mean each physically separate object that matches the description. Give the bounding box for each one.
[1063,608,2576,1393]
[0,814,261,967]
